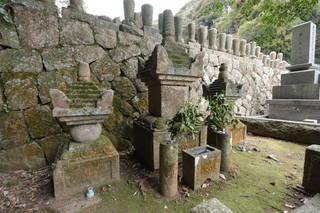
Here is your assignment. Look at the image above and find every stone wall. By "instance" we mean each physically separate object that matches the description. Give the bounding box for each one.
[0,0,287,171]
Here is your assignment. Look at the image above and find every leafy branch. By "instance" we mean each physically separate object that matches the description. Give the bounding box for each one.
[168,103,204,140]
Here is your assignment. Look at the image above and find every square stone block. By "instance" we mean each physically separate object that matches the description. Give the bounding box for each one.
[303,145,320,193]
[133,121,207,170]
[53,136,119,198]
[149,85,189,117]
[182,145,221,190]
[227,122,247,145]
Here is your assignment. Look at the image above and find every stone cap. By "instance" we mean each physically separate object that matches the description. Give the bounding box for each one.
[138,44,204,86]
[306,145,320,152]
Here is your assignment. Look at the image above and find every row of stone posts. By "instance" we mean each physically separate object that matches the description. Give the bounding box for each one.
[122,0,285,70]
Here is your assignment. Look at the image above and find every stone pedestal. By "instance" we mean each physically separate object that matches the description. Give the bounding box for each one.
[133,119,207,170]
[53,136,120,198]
[182,145,221,190]
[268,21,320,123]
[303,145,320,193]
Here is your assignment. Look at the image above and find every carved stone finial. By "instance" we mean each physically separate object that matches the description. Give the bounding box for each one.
[158,13,164,32]
[174,16,183,43]
[188,22,196,42]
[218,63,228,79]
[78,61,91,82]
[198,26,208,47]
[69,0,85,12]
[163,9,175,40]
[123,0,135,25]
[142,4,153,27]
[208,28,218,50]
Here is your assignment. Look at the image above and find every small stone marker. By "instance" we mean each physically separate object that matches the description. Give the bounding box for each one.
[226,34,233,54]
[123,0,135,25]
[162,9,175,40]
[218,33,226,52]
[208,28,218,50]
[303,145,320,193]
[288,21,317,71]
[240,39,247,57]
[158,13,163,32]
[198,26,208,47]
[191,198,233,213]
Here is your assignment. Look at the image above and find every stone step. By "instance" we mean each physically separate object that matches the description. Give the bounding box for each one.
[272,84,320,99]
[281,69,320,85]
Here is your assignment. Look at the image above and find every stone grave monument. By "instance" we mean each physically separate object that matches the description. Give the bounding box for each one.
[133,9,207,170]
[268,21,320,122]
[206,64,247,145]
[50,62,119,198]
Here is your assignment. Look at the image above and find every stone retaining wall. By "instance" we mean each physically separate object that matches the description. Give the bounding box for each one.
[0,0,287,171]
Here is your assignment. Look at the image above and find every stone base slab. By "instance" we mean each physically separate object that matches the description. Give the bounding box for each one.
[303,145,320,193]
[240,115,320,144]
[53,135,120,198]
[272,84,320,99]
[281,69,320,85]
[267,99,320,122]
[133,121,207,170]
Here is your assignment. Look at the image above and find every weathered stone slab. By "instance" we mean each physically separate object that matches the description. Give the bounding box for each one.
[71,45,105,64]
[288,22,317,71]
[0,49,43,73]
[60,19,94,46]
[39,134,70,164]
[240,116,320,144]
[303,145,320,193]
[0,142,46,172]
[38,69,77,104]
[292,194,320,213]
[3,73,38,110]
[120,58,138,80]
[112,77,137,100]
[118,31,141,46]
[281,70,320,85]
[62,8,117,30]
[120,24,144,37]
[182,145,221,190]
[53,136,120,198]
[42,47,76,71]
[0,23,20,48]
[110,44,141,62]
[13,4,59,49]
[94,27,117,49]
[191,198,233,213]
[0,112,28,149]
[272,84,320,99]
[90,54,120,82]
[268,99,320,122]
[24,105,62,139]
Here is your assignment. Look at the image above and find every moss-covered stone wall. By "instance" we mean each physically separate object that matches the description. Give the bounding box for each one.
[0,0,285,171]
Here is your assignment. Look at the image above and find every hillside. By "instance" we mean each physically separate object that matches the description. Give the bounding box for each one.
[177,0,320,62]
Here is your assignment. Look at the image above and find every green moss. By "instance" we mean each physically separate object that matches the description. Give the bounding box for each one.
[76,136,305,213]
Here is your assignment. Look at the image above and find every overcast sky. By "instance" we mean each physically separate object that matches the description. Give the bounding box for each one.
[84,0,190,20]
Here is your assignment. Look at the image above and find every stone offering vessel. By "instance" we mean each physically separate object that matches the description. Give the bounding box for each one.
[49,61,119,198]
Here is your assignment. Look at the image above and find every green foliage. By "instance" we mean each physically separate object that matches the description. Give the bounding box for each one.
[205,93,238,132]
[0,0,13,24]
[2,103,9,113]
[168,103,204,140]
[205,0,320,60]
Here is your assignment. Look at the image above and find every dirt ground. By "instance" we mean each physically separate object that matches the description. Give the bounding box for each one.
[0,136,315,213]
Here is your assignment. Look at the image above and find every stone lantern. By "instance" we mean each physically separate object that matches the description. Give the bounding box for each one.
[49,61,120,198]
